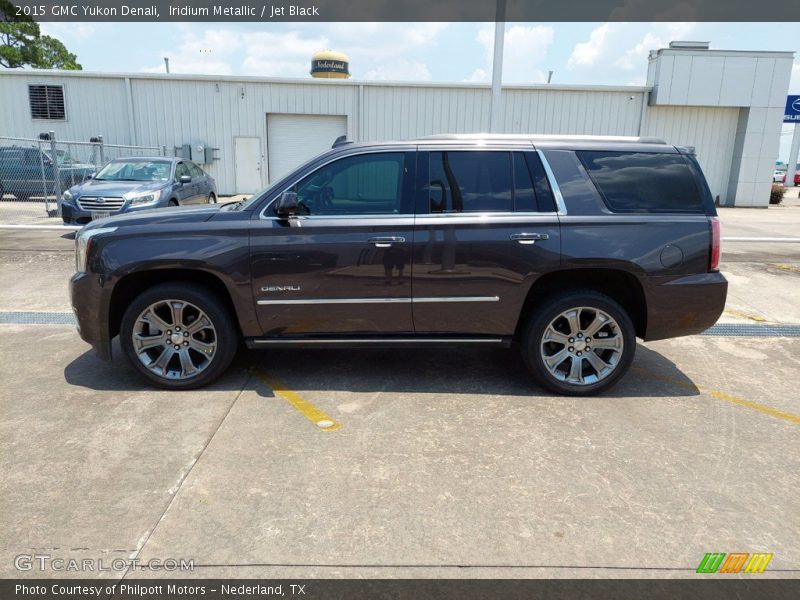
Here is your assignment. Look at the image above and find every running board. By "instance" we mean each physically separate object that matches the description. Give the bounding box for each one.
[246,337,512,349]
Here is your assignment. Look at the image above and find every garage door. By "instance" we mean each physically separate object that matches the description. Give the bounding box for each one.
[267,114,348,183]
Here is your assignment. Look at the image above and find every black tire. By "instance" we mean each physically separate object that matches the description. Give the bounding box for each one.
[120,283,238,390]
[168,199,179,207]
[520,290,636,396]
[207,193,217,204]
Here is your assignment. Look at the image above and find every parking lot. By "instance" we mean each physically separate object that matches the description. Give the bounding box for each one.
[1,191,798,580]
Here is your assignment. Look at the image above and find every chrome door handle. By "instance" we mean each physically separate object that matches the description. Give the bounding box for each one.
[368,236,406,248]
[510,233,549,245]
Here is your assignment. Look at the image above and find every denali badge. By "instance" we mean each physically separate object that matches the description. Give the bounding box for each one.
[261,285,301,292]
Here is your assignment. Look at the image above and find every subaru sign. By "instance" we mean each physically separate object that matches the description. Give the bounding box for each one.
[785,95,800,123]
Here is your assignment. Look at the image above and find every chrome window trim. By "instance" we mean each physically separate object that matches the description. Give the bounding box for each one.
[536,149,568,216]
[258,147,568,220]
[261,211,559,222]
[257,296,500,306]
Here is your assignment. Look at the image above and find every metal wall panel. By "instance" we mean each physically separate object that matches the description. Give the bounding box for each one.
[500,89,644,136]
[0,73,130,144]
[0,71,740,198]
[128,78,357,194]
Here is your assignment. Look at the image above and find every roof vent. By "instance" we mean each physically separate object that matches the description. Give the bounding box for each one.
[669,41,710,50]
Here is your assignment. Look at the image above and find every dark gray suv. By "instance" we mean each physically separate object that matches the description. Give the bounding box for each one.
[69,134,727,396]
[61,157,217,225]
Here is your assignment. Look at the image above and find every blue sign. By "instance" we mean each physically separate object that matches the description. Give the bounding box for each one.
[785,95,800,123]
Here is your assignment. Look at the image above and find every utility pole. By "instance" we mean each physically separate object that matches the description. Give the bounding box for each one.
[488,0,506,133]
[164,57,170,73]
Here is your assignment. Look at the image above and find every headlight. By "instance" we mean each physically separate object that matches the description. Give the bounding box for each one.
[125,189,162,206]
[75,226,117,273]
[62,189,73,202]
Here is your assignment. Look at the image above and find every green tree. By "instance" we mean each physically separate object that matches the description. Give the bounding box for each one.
[0,1,81,69]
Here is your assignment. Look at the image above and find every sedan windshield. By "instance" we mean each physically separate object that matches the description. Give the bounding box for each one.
[95,160,171,182]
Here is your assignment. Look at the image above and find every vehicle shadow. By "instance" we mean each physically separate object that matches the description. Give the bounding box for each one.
[64,340,700,399]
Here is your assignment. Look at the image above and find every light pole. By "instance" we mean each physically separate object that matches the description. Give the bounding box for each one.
[488,0,506,133]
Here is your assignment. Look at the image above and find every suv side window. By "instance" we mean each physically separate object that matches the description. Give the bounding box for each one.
[429,151,512,213]
[293,152,406,215]
[578,151,703,213]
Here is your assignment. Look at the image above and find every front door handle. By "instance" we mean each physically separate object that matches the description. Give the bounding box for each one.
[510,233,549,245]
[368,236,406,248]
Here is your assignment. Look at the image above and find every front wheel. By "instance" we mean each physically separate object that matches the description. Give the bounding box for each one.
[207,192,217,204]
[120,283,238,390]
[521,290,635,396]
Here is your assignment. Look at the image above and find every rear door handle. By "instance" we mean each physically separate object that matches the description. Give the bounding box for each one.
[510,233,549,245]
[368,236,406,248]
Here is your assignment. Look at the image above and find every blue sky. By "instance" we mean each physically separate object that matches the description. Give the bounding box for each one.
[38,21,800,159]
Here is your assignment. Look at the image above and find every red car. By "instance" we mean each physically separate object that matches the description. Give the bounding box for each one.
[782,171,800,186]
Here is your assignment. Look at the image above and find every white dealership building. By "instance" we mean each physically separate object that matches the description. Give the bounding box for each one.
[0,41,794,206]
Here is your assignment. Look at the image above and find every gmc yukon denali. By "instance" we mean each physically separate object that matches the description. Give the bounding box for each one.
[69,135,727,395]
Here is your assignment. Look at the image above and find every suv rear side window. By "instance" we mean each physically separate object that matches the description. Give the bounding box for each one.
[429,151,512,213]
[578,151,703,213]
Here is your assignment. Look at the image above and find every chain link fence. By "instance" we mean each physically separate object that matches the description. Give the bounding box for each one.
[0,133,166,225]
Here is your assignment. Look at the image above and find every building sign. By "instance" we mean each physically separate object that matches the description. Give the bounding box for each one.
[311,60,349,75]
[785,95,800,123]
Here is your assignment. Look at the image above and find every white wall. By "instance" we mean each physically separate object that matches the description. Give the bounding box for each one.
[0,64,787,203]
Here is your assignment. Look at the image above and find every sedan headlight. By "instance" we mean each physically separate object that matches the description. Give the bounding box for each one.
[75,226,117,273]
[62,189,73,202]
[125,189,162,206]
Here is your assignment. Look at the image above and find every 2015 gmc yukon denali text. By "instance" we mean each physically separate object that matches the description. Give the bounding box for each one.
[69,135,727,396]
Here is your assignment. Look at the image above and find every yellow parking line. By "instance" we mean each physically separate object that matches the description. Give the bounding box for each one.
[634,367,800,426]
[707,390,800,426]
[723,308,766,322]
[254,370,342,432]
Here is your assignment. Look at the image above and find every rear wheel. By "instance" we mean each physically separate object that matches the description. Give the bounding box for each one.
[521,290,635,396]
[120,283,237,390]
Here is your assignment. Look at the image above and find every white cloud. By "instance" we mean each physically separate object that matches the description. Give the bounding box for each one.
[473,24,554,84]
[464,68,489,83]
[364,60,432,82]
[240,30,329,77]
[139,23,447,81]
[39,22,96,42]
[567,23,611,68]
[568,23,696,74]
[142,27,243,75]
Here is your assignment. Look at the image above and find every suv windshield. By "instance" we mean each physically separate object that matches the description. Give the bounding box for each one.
[95,160,171,182]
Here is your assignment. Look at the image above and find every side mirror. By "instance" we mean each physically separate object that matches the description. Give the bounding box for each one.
[86,172,95,179]
[275,191,299,218]
[179,175,192,184]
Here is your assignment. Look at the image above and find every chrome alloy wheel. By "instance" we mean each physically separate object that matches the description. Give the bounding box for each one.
[540,306,624,386]
[132,299,218,380]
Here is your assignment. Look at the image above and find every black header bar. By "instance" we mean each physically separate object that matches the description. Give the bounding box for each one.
[4,0,800,22]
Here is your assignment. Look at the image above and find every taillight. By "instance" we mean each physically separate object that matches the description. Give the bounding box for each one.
[709,216,721,271]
